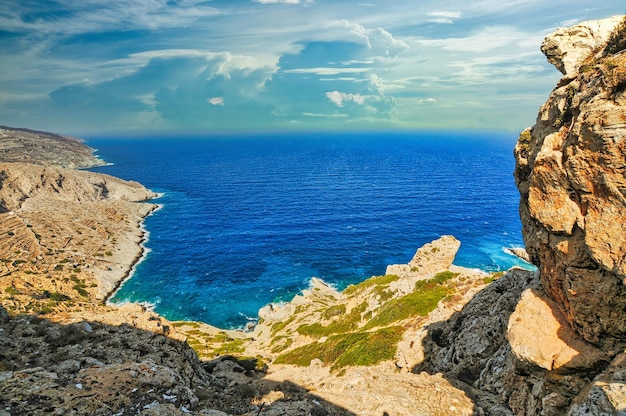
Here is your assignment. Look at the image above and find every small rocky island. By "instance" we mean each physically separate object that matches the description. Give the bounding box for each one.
[1,15,625,415]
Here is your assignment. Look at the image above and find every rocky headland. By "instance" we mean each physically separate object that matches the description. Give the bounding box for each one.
[1,14,626,415]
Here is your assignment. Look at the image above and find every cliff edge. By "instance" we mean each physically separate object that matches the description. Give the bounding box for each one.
[515,15,626,351]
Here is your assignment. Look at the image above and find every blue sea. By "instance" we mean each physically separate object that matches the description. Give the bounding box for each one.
[87,131,530,329]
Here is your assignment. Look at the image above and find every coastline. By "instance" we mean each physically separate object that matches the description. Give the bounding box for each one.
[103,202,162,305]
[504,246,531,264]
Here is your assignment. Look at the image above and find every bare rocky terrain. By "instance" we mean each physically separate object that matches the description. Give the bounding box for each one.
[0,126,106,169]
[1,15,626,415]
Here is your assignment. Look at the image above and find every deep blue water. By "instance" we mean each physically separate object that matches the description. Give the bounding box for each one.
[87,131,530,329]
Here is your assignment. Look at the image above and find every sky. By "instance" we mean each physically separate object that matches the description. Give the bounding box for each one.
[0,1,624,135]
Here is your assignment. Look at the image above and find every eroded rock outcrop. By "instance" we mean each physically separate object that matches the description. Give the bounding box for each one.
[385,235,460,279]
[515,15,626,351]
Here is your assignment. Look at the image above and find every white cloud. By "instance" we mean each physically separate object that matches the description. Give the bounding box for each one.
[253,0,312,3]
[428,11,462,19]
[335,20,409,57]
[368,73,386,94]
[284,67,370,75]
[326,91,366,107]
[0,0,222,36]
[302,112,349,118]
[415,26,541,53]
[559,18,581,27]
[427,11,461,24]
[3,0,625,133]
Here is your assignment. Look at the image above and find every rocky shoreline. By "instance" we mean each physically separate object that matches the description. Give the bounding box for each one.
[102,202,161,305]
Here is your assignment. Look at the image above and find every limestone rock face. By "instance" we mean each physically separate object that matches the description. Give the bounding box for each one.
[0,314,210,415]
[568,352,626,415]
[386,235,460,279]
[514,15,626,350]
[507,288,606,372]
[541,16,625,76]
[418,17,626,416]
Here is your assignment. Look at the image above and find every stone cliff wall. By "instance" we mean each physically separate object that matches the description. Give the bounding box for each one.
[514,15,626,351]
[418,16,626,415]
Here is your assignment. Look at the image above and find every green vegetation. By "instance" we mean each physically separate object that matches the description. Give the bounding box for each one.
[46,291,70,302]
[343,274,399,296]
[270,336,294,354]
[5,286,18,295]
[484,271,505,284]
[431,270,459,285]
[50,292,70,301]
[363,286,447,329]
[605,58,619,70]
[213,337,245,355]
[38,302,56,315]
[605,16,626,56]
[73,285,88,297]
[378,290,393,302]
[70,275,89,297]
[272,269,462,371]
[364,271,458,330]
[321,304,346,320]
[297,302,367,338]
[275,326,403,371]
[171,320,200,328]
[518,130,533,154]
[270,316,296,336]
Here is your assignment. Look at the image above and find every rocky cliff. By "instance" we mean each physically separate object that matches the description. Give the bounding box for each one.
[513,14,626,413]
[416,15,626,415]
[515,15,626,351]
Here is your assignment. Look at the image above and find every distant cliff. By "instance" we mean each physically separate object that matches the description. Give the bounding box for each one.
[0,126,105,169]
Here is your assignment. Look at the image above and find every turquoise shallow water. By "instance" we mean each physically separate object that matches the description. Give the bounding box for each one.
[88,131,531,328]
